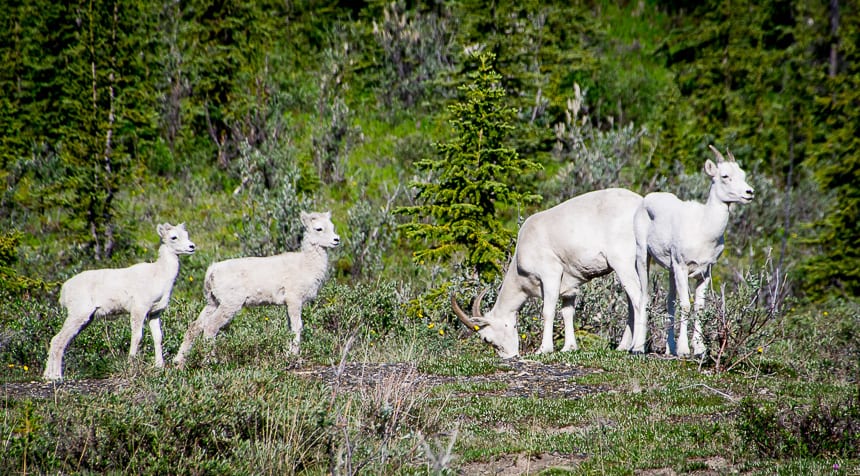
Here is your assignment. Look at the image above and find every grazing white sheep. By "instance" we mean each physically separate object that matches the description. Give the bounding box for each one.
[633,145,755,356]
[173,211,340,366]
[452,188,645,358]
[43,223,196,381]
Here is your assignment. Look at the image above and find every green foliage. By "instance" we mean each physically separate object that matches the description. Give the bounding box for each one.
[367,0,457,109]
[304,280,404,358]
[398,52,541,282]
[233,140,314,257]
[0,232,47,295]
[543,82,654,202]
[799,67,860,299]
[737,395,860,459]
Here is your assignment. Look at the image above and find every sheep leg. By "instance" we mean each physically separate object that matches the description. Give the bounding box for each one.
[560,295,578,352]
[286,301,303,354]
[690,274,710,357]
[201,303,241,338]
[148,317,165,368]
[43,310,94,381]
[174,303,217,365]
[128,306,150,361]
[616,265,645,353]
[672,265,693,357]
[665,270,678,356]
[536,275,562,354]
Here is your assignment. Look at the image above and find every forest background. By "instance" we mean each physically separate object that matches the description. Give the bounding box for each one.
[1,0,858,474]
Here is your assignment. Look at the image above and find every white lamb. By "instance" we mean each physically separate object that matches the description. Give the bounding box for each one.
[43,223,196,381]
[632,145,754,356]
[173,211,340,366]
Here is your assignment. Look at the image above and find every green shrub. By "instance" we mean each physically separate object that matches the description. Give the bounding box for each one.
[304,280,404,359]
[737,395,860,459]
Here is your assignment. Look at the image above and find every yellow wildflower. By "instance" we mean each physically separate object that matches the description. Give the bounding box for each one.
[23,365,28,372]
[428,323,435,329]
[438,329,445,336]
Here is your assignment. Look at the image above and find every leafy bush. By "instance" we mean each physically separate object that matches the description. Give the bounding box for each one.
[544,82,654,203]
[305,280,404,357]
[233,140,315,257]
[737,395,860,459]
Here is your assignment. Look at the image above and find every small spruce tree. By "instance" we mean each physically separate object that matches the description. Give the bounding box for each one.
[398,52,541,283]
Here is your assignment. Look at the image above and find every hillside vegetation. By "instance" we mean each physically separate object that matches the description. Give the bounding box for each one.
[2,1,858,474]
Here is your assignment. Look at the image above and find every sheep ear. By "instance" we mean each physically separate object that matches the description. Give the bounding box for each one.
[300,211,310,227]
[156,224,168,237]
[704,159,718,177]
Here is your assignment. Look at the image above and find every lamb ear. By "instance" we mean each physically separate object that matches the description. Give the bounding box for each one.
[300,211,310,227]
[156,223,169,238]
[704,159,718,177]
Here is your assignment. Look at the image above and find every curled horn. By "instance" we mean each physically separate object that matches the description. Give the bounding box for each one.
[708,144,727,163]
[451,294,479,331]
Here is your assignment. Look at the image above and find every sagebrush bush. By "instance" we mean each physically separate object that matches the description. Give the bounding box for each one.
[233,140,315,257]
[737,395,860,459]
[304,280,404,359]
[542,82,654,204]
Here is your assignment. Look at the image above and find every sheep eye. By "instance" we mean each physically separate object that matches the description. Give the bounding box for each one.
[721,174,730,179]
[315,227,323,232]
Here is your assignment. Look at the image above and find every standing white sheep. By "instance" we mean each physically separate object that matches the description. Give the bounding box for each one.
[173,211,340,366]
[43,223,196,381]
[632,145,754,356]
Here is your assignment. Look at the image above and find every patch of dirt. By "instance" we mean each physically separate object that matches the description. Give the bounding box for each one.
[457,451,587,475]
[294,358,604,399]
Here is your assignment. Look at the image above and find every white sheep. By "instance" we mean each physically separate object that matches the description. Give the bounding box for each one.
[173,211,340,366]
[452,188,645,358]
[43,223,196,381]
[632,145,755,356]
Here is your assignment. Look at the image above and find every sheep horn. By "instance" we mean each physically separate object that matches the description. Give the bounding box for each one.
[472,288,489,318]
[708,144,727,163]
[452,294,481,331]
[726,149,736,162]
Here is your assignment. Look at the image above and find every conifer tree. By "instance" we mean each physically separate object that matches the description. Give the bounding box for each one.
[799,0,860,299]
[398,53,541,282]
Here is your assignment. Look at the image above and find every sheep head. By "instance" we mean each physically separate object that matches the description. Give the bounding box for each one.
[451,290,519,359]
[706,145,755,204]
[301,211,341,248]
[157,223,196,255]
